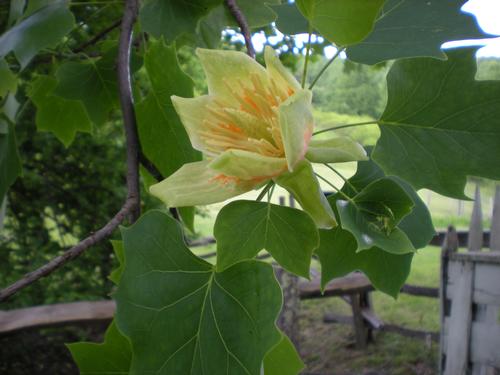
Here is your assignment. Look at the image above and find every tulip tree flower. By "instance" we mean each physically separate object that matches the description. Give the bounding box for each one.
[150,46,367,228]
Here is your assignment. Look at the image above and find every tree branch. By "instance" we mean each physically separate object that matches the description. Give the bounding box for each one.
[0,0,141,303]
[118,0,141,222]
[224,0,255,58]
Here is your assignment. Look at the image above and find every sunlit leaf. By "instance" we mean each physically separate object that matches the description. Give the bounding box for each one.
[295,0,384,46]
[374,48,500,198]
[115,210,282,375]
[29,75,92,147]
[214,200,319,278]
[0,59,16,99]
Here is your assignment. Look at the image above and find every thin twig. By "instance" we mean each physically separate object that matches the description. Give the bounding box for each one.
[225,0,255,58]
[313,120,377,136]
[301,26,312,88]
[309,46,345,90]
[73,19,122,53]
[0,0,141,302]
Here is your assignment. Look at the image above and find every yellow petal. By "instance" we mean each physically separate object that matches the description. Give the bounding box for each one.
[209,149,287,180]
[264,45,301,95]
[306,136,368,163]
[279,89,314,171]
[150,160,256,207]
[196,48,269,106]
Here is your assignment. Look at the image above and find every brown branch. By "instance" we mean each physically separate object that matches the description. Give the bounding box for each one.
[0,0,141,303]
[118,0,141,222]
[224,0,255,58]
[73,19,122,53]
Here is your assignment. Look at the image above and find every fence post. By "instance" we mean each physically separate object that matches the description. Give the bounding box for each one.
[468,184,483,251]
[440,226,458,375]
[490,185,500,251]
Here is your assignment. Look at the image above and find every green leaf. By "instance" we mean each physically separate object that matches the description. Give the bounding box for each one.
[263,333,304,375]
[374,48,500,199]
[7,0,26,27]
[335,178,416,254]
[54,45,135,126]
[347,0,494,65]
[67,320,132,375]
[108,240,124,285]
[29,75,92,147]
[115,210,282,375]
[343,149,435,250]
[139,0,221,43]
[136,39,200,229]
[214,200,319,278]
[0,59,16,99]
[0,1,74,68]
[315,227,413,298]
[0,118,22,203]
[295,0,384,46]
[272,3,309,35]
[137,39,201,179]
[354,178,414,231]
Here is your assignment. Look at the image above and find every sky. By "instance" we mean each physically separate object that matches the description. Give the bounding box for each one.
[247,0,500,59]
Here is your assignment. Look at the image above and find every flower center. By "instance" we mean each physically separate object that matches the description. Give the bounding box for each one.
[199,73,295,158]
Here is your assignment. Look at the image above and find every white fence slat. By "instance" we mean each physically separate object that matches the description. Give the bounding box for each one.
[469,184,483,251]
[444,260,474,375]
[491,185,500,251]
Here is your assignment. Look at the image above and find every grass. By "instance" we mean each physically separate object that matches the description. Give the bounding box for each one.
[299,247,441,374]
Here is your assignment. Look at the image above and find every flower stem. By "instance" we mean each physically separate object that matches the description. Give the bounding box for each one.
[301,25,313,89]
[309,46,345,90]
[313,121,377,136]
[257,181,274,202]
[323,164,358,194]
[315,173,354,203]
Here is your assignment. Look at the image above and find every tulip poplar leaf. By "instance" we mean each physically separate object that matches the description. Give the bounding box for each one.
[342,149,435,250]
[316,227,413,298]
[136,40,200,228]
[55,44,141,126]
[272,3,309,35]
[335,178,416,254]
[139,0,221,43]
[295,0,384,46]
[29,75,92,147]
[263,333,305,375]
[115,210,282,375]
[68,320,132,375]
[214,200,319,278]
[0,59,17,98]
[374,48,500,199]
[0,1,74,68]
[347,0,495,65]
